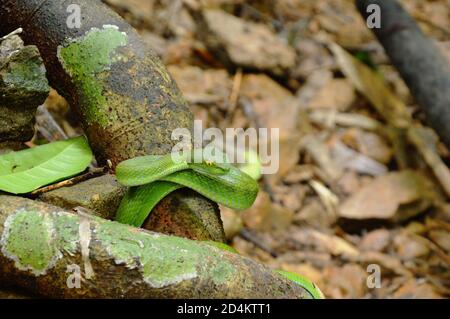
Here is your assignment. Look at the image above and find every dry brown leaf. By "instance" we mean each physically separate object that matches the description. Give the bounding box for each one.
[358,251,412,277]
[337,171,364,195]
[283,165,316,184]
[393,278,442,299]
[311,231,359,259]
[295,198,335,229]
[393,232,430,260]
[322,264,368,299]
[339,170,434,220]
[341,128,393,164]
[309,180,339,221]
[302,133,342,181]
[240,190,272,231]
[200,9,296,75]
[168,65,232,109]
[306,78,355,111]
[279,184,306,212]
[359,229,391,252]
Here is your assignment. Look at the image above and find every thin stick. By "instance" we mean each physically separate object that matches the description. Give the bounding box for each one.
[30,167,106,197]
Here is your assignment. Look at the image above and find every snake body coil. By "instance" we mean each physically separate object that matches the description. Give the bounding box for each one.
[115,148,259,227]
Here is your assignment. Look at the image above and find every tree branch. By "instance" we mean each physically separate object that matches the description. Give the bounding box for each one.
[0,195,309,299]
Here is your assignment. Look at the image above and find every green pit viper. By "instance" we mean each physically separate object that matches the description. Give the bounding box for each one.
[114,146,259,227]
[114,146,323,299]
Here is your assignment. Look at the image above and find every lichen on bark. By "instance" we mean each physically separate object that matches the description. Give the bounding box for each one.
[0,210,78,275]
[57,25,128,127]
[0,196,310,298]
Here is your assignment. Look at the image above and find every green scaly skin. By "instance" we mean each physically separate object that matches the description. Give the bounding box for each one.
[115,147,259,227]
[277,270,325,299]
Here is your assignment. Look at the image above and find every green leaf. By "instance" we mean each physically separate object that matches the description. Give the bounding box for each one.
[0,136,93,194]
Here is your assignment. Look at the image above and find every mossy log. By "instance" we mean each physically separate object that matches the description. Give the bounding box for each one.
[0,0,224,241]
[0,196,310,298]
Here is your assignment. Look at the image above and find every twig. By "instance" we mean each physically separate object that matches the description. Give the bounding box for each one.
[308,110,382,131]
[309,180,339,221]
[30,167,106,197]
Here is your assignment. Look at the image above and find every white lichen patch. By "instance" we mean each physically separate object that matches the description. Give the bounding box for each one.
[102,24,127,38]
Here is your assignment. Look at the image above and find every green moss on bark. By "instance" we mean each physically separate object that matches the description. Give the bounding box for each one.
[1,210,57,275]
[96,221,236,288]
[0,196,310,298]
[57,25,127,127]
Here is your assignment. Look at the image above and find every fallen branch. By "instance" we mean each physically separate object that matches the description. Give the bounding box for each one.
[356,0,450,148]
[0,195,309,299]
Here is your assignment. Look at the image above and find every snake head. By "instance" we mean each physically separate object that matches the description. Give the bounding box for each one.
[189,162,230,176]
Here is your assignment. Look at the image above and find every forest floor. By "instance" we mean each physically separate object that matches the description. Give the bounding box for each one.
[42,0,450,298]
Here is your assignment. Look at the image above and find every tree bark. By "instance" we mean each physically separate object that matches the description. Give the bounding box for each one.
[0,196,309,299]
[0,0,225,242]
